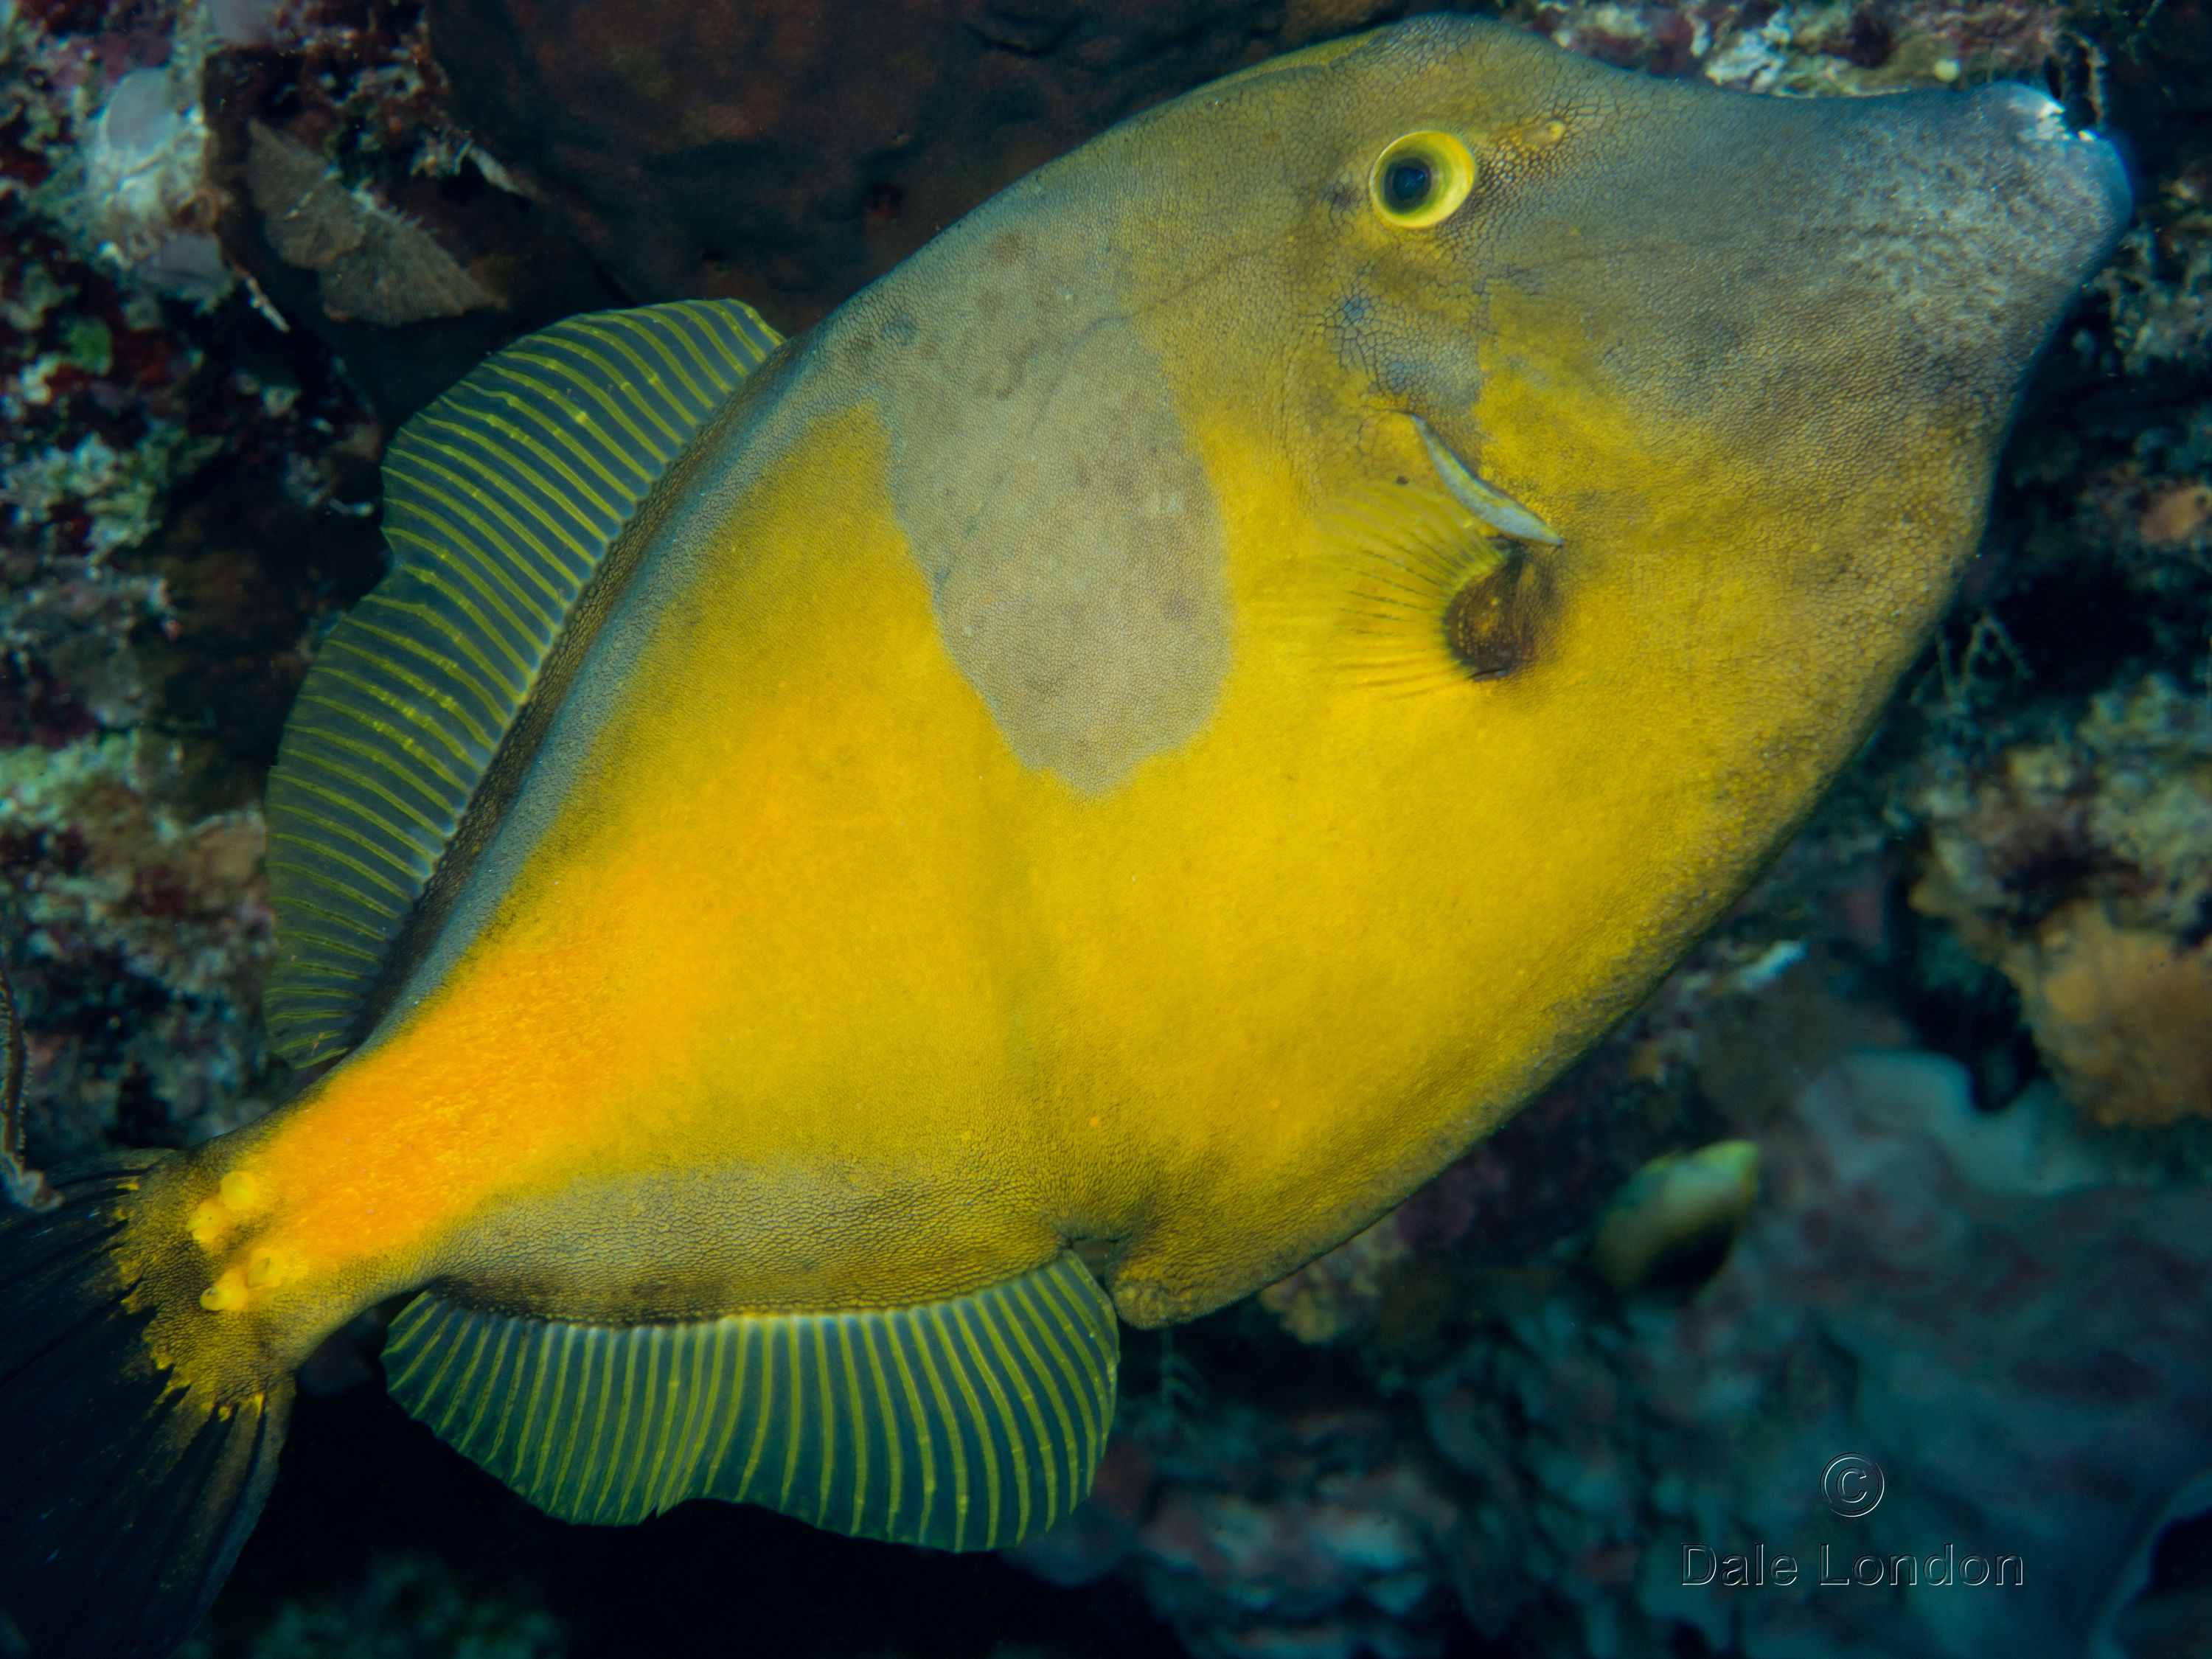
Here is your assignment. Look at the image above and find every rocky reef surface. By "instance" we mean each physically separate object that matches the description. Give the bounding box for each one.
[3,0,2208,1655]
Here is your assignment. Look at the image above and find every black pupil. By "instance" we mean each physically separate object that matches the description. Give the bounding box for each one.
[1386,156,1434,209]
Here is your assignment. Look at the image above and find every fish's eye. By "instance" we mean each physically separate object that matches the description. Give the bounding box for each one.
[1369,131,1477,229]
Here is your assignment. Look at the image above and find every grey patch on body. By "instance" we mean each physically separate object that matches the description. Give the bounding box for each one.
[372,127,1243,1020]
[869,217,1231,796]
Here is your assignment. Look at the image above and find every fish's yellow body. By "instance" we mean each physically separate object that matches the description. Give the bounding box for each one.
[196,401,1750,1329]
[0,17,2127,1658]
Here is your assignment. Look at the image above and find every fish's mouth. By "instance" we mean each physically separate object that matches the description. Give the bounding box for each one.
[2002,83,2093,146]
[1986,81,2132,220]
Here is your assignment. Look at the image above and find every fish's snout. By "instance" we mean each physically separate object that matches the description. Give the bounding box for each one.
[1976,80,2133,243]
[1934,80,2132,293]
[1785,80,2134,402]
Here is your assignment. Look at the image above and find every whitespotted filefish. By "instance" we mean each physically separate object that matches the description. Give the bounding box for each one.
[0,17,2128,1656]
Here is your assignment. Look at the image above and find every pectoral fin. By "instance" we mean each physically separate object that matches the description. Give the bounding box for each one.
[382,1253,1118,1550]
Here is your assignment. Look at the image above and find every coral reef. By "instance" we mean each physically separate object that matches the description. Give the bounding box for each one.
[200,0,627,420]
[1422,1050,2208,1659]
[1521,0,2064,91]
[1,731,271,1157]
[1882,0,2212,1133]
[1910,675,2212,1125]
[3,0,389,1161]
[244,118,492,327]
[420,0,1417,329]
[3,0,227,304]
[1122,1406,1464,1659]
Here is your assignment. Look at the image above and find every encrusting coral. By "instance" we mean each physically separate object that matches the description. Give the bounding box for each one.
[1910,674,2212,1125]
[243,119,490,327]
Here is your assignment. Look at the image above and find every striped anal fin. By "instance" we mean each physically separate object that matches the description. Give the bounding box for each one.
[382,1254,1118,1551]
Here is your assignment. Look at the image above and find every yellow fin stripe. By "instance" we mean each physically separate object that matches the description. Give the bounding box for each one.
[274,777,441,872]
[279,740,459,846]
[919,1315,963,1547]
[290,678,476,797]
[998,1277,1077,1518]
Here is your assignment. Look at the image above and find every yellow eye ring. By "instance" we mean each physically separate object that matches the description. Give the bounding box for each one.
[1368,131,1478,229]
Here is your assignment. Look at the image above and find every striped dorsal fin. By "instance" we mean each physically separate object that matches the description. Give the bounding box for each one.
[263,299,782,1065]
[382,1254,1119,1550]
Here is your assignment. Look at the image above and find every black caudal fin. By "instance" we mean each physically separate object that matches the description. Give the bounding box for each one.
[0,1155,293,1659]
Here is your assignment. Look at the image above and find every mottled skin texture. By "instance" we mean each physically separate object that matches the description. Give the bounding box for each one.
[127,19,2124,1405]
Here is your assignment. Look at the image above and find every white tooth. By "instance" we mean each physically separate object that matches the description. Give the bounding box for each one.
[1414,418,1562,546]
